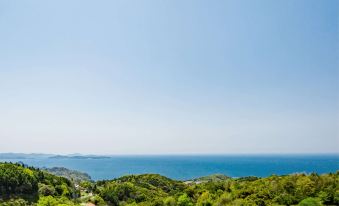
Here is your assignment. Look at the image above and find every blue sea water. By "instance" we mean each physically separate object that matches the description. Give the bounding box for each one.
[1,155,338,180]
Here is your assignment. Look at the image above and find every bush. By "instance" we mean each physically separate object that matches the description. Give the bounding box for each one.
[177,193,193,206]
[298,197,323,206]
[38,184,56,196]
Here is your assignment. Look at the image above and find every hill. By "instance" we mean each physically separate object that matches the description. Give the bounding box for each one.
[44,167,92,183]
[0,162,78,205]
[0,162,338,206]
[192,174,229,182]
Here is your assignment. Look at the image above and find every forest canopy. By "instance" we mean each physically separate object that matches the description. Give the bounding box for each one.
[0,162,338,206]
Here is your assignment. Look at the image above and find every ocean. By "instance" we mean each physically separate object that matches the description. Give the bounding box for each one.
[1,154,338,180]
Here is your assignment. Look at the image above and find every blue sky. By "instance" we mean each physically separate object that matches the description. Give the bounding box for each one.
[0,0,338,154]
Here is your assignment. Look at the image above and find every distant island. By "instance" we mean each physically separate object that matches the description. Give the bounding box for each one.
[0,162,337,206]
[0,153,54,159]
[49,155,111,160]
[0,153,111,160]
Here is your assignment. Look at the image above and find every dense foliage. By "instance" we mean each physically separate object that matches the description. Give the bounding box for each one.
[0,162,78,205]
[0,162,338,205]
[93,172,338,206]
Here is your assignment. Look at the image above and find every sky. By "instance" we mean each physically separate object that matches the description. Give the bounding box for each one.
[0,0,338,155]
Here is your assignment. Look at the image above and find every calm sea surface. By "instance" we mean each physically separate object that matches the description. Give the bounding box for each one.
[1,155,338,180]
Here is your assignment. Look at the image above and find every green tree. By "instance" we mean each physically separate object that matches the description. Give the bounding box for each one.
[177,193,193,206]
[38,184,56,196]
[197,191,213,206]
[90,195,106,206]
[298,197,323,206]
[163,196,176,206]
[37,196,59,206]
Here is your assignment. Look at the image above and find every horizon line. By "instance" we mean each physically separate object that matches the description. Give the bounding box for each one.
[1,152,338,156]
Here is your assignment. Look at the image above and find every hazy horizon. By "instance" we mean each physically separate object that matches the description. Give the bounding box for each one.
[1,0,338,154]
[0,152,339,157]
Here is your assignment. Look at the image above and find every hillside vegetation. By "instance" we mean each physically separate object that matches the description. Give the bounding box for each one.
[44,167,92,183]
[0,162,338,206]
[0,162,78,205]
